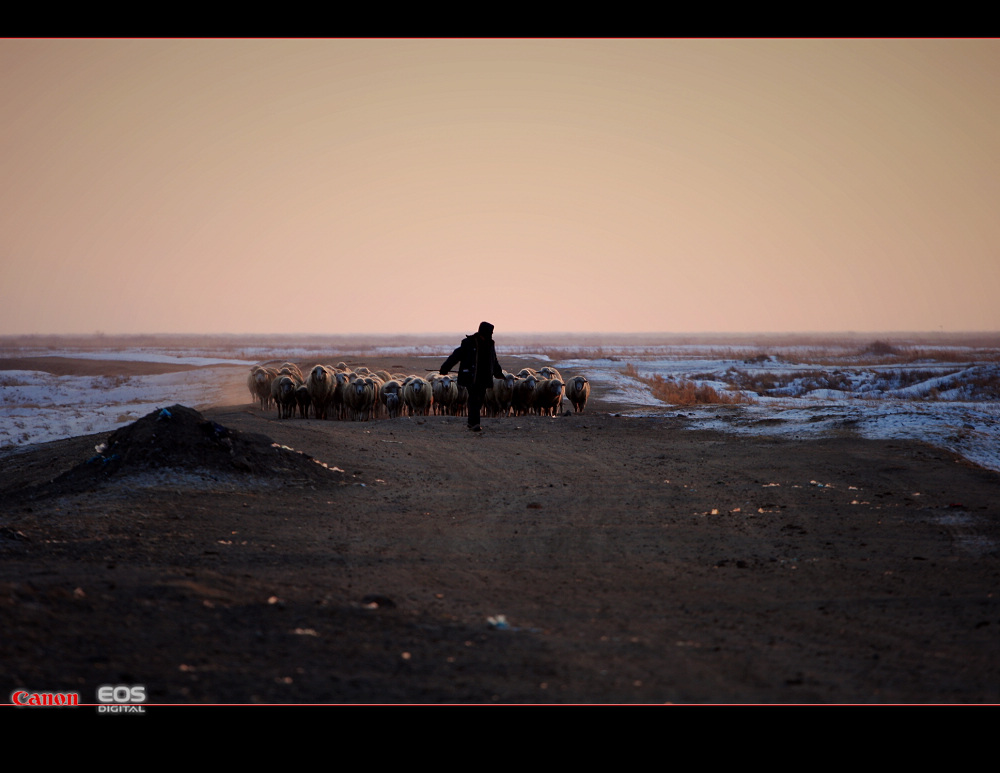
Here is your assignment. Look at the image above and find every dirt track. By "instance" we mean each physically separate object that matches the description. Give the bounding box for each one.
[2,357,998,704]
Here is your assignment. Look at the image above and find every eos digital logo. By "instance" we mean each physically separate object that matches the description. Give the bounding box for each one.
[96,684,147,714]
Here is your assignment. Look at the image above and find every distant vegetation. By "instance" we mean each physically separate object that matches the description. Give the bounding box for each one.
[719,363,1000,401]
[861,339,900,356]
[4,332,999,371]
[621,363,753,406]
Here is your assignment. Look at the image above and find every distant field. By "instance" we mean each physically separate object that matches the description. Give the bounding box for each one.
[2,332,999,470]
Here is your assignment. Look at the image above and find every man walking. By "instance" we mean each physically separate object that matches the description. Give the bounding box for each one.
[440,321,505,432]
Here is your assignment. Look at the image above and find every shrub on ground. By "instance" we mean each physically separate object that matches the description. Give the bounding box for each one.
[621,363,752,406]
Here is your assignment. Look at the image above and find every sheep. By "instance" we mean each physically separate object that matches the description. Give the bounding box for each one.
[346,376,376,421]
[332,370,351,420]
[295,385,312,419]
[511,374,538,416]
[366,373,386,419]
[487,371,516,417]
[565,375,591,413]
[248,366,278,411]
[247,370,258,403]
[277,362,304,384]
[535,377,565,417]
[271,375,298,419]
[403,376,433,416]
[305,365,336,420]
[432,374,458,416]
[455,385,469,417]
[247,367,262,405]
[379,379,404,419]
[251,357,580,422]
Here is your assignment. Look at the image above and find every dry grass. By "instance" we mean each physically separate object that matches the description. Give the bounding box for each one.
[89,375,133,389]
[720,363,1000,401]
[771,344,1000,367]
[724,367,950,396]
[621,363,753,406]
[538,340,1000,369]
[5,333,999,369]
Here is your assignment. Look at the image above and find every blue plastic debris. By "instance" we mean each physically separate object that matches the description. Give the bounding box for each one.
[487,615,510,630]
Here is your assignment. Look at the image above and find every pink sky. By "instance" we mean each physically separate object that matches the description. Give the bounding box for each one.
[1,39,998,335]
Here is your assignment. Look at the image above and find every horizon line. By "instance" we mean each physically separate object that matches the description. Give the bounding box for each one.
[3,330,1000,340]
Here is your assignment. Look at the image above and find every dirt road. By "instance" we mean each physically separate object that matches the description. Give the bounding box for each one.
[2,356,998,703]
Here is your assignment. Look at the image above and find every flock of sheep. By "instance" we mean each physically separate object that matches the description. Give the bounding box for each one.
[247,361,591,421]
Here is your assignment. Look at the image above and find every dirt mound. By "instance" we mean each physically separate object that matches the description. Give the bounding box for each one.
[21,405,342,499]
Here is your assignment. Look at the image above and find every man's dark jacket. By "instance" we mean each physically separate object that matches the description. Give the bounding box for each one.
[441,333,504,390]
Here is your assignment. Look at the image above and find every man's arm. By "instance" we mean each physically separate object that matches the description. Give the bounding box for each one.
[440,346,463,375]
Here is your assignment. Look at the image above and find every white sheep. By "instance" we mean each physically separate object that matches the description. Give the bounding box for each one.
[486,371,516,417]
[346,376,376,421]
[306,364,336,420]
[512,374,538,416]
[403,377,433,416]
[535,377,565,417]
[332,370,351,420]
[278,362,304,384]
[432,374,458,416]
[248,366,278,410]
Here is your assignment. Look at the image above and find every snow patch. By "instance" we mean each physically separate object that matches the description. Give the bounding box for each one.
[0,366,237,449]
[556,351,1000,472]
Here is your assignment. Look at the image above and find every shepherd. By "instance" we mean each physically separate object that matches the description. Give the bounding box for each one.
[440,321,505,432]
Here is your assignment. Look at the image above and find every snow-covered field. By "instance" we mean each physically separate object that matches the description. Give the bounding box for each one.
[567,346,1000,472]
[0,349,253,450]
[3,338,1000,473]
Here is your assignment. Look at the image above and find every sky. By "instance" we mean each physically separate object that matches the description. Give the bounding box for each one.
[1,39,998,336]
